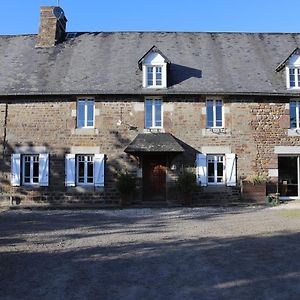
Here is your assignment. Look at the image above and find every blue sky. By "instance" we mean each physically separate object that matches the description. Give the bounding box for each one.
[0,0,299,34]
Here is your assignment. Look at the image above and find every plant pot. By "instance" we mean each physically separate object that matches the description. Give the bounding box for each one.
[120,194,132,206]
[241,181,266,203]
[182,193,193,206]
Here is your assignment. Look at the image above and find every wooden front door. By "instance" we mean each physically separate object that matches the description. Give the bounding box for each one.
[143,155,166,201]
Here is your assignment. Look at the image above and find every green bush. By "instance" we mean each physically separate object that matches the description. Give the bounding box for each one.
[116,173,136,196]
[176,170,197,195]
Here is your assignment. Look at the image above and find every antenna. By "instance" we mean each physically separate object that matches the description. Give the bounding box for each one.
[57,0,60,6]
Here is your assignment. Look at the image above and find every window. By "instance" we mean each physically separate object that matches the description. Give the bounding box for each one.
[23,155,39,185]
[206,100,223,128]
[145,98,163,128]
[146,66,163,87]
[77,99,94,128]
[76,155,94,185]
[287,67,300,89]
[290,101,300,128]
[65,153,105,187]
[11,153,49,187]
[207,155,225,184]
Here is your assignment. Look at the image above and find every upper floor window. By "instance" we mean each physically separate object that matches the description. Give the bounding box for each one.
[145,98,163,128]
[77,99,94,128]
[206,99,223,128]
[290,100,300,128]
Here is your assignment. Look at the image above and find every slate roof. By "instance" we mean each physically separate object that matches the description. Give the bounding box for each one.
[124,133,184,153]
[1,32,300,96]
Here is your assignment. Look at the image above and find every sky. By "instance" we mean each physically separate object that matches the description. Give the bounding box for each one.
[0,0,299,35]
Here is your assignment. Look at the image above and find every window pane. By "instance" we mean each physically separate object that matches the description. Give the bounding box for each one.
[33,158,39,180]
[298,69,300,87]
[24,160,30,177]
[156,67,162,86]
[154,100,162,127]
[208,161,214,178]
[290,101,297,128]
[77,101,85,128]
[147,67,153,86]
[217,161,223,177]
[290,68,295,87]
[78,159,85,183]
[206,104,213,128]
[87,101,94,127]
[145,100,153,128]
[216,102,223,127]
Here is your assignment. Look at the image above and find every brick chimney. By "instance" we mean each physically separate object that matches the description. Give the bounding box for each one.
[36,6,67,48]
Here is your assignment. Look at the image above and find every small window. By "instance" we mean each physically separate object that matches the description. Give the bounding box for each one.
[287,67,300,89]
[207,155,225,185]
[77,99,95,128]
[206,100,223,128]
[22,155,39,185]
[76,155,94,185]
[290,100,300,128]
[145,98,163,128]
[146,66,163,87]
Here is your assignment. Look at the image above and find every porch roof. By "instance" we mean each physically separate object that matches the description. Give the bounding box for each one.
[124,133,184,154]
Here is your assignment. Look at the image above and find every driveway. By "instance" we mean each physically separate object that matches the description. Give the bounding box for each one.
[1,206,300,300]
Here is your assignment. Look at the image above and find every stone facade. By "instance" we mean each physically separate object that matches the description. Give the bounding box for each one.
[1,95,299,206]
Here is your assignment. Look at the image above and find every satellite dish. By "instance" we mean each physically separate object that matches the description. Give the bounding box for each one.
[53,7,65,20]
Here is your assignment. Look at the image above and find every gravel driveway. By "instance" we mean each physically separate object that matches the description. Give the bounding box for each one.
[1,206,300,300]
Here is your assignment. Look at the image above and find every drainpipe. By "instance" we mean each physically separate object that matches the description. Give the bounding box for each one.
[2,102,8,159]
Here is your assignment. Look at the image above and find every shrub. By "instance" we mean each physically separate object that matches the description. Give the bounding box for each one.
[116,172,136,196]
[176,170,197,195]
[244,173,268,185]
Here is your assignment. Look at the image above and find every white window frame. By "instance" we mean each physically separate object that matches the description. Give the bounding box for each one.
[144,98,163,129]
[22,154,40,186]
[207,154,225,185]
[286,55,300,90]
[290,100,300,129]
[77,99,95,128]
[76,154,94,186]
[206,99,224,128]
[145,65,163,88]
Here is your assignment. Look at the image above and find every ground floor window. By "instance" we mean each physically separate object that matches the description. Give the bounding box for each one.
[23,155,39,185]
[11,153,49,187]
[207,155,225,184]
[76,154,94,185]
[278,156,300,197]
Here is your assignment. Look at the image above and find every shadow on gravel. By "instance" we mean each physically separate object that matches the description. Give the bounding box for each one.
[0,211,300,299]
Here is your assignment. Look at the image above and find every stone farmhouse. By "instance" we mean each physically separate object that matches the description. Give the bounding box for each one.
[1,6,300,206]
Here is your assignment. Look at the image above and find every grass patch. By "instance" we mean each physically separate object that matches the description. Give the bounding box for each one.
[276,209,300,218]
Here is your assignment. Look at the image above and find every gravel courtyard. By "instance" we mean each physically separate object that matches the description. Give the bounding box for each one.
[1,206,300,300]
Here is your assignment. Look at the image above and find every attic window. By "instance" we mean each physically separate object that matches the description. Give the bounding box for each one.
[286,54,300,89]
[138,46,170,89]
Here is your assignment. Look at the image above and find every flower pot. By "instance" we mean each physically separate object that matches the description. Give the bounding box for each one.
[241,181,266,203]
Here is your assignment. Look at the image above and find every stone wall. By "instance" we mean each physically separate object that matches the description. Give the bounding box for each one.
[1,96,299,206]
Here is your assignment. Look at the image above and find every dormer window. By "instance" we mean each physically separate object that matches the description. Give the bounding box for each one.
[138,46,171,89]
[288,68,300,88]
[146,66,162,87]
[276,48,300,89]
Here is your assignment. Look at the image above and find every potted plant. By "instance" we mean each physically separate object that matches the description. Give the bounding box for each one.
[241,173,268,203]
[176,170,197,206]
[116,172,136,206]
